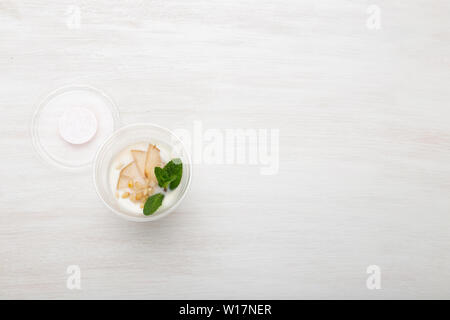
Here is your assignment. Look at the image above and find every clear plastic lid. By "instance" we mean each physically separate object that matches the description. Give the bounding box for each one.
[31,85,120,171]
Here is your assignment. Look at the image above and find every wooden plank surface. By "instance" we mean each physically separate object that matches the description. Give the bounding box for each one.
[0,0,449,299]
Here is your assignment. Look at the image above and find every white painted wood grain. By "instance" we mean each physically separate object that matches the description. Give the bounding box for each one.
[0,0,449,299]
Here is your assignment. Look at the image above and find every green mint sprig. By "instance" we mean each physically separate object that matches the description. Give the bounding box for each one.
[142,158,183,215]
[154,158,183,191]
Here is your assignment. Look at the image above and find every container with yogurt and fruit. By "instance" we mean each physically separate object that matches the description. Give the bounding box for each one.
[111,142,183,216]
[93,123,192,222]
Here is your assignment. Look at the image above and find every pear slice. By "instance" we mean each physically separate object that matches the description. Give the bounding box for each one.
[116,161,146,190]
[121,161,142,179]
[131,150,146,177]
[144,144,163,185]
[117,174,132,190]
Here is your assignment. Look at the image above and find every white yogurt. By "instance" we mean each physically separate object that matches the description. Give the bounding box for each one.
[109,142,182,216]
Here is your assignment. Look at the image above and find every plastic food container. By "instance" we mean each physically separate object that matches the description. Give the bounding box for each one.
[93,123,192,222]
[31,85,192,222]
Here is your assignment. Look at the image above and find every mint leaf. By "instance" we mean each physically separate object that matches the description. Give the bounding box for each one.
[154,167,172,189]
[143,193,164,215]
[154,158,183,190]
[165,158,183,190]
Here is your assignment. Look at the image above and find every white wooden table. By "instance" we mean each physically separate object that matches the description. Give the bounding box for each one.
[1,0,449,299]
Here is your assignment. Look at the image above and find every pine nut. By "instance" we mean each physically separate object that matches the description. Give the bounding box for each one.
[135,192,144,201]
